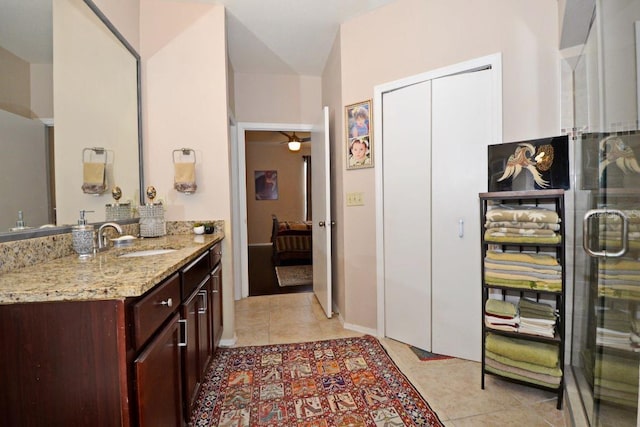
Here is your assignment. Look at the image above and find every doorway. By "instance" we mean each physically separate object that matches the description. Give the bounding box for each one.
[235,122,313,299]
[244,130,313,296]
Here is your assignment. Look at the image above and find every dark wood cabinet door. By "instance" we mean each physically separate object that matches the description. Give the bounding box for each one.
[198,277,213,378]
[211,264,223,350]
[181,286,200,417]
[0,300,126,427]
[134,313,183,427]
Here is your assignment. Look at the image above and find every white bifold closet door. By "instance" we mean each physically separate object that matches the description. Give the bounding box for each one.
[383,69,493,361]
[382,80,433,351]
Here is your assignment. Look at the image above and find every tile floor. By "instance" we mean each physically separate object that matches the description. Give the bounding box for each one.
[232,292,572,427]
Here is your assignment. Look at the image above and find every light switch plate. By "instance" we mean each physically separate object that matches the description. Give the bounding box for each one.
[346,192,364,206]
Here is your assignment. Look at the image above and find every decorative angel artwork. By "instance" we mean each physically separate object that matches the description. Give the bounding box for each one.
[598,135,640,178]
[496,143,554,188]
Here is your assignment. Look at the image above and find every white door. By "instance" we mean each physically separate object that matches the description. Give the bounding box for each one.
[382,81,432,350]
[311,107,332,318]
[430,69,493,361]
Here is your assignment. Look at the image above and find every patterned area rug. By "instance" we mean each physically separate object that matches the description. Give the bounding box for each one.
[275,265,313,287]
[191,335,444,426]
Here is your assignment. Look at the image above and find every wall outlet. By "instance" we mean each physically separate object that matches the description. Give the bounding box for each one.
[346,192,364,206]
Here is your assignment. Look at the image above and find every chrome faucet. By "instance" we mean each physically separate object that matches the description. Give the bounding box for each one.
[96,222,123,251]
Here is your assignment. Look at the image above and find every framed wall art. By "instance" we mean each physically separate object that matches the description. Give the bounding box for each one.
[488,135,570,192]
[254,170,278,200]
[346,99,373,170]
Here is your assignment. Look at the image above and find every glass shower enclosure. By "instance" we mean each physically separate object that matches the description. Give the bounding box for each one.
[566,1,640,425]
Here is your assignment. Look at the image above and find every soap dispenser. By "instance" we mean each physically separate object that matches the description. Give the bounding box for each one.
[72,210,95,257]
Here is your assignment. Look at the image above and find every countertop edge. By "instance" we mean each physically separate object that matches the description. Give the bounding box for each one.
[0,234,224,305]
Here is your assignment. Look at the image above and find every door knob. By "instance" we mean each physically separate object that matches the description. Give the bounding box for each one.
[319,221,325,227]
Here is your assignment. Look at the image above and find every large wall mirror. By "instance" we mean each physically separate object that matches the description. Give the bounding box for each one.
[0,0,143,240]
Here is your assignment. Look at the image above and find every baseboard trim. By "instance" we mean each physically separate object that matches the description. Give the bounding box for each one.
[219,332,238,348]
[342,321,378,337]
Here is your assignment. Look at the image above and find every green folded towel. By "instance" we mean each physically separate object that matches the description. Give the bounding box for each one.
[485,350,562,377]
[484,365,560,389]
[485,275,562,292]
[485,333,559,368]
[518,298,557,320]
[484,357,561,386]
[485,299,517,317]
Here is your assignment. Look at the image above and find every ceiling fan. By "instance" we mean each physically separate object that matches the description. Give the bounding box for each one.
[279,131,310,152]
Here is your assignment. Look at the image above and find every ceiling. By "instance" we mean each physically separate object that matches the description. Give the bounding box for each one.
[1,0,591,76]
[0,0,396,76]
[211,0,396,75]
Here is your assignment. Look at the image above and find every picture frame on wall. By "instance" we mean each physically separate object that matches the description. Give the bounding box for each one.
[255,170,278,200]
[346,100,373,170]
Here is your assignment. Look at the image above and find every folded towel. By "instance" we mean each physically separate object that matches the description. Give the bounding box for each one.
[518,298,556,318]
[174,162,197,193]
[486,250,559,266]
[82,162,106,194]
[484,364,561,389]
[485,314,519,326]
[484,269,563,283]
[485,299,517,317]
[486,221,561,231]
[484,230,562,244]
[485,350,562,377]
[485,260,562,275]
[486,227,558,236]
[485,275,563,292]
[485,206,560,224]
[485,319,518,332]
[485,357,561,386]
[485,333,560,368]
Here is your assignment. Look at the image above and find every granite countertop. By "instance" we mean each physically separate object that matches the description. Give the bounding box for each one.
[0,233,223,305]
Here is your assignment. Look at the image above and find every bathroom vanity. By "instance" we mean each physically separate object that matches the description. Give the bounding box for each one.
[0,234,223,427]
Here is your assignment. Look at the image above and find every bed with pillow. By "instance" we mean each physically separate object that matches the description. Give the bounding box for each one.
[271,214,312,266]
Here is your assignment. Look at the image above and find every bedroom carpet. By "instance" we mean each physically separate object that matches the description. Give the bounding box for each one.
[190,335,444,426]
[275,264,313,287]
[248,245,311,295]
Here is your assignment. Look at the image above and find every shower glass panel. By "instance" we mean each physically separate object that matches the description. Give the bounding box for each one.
[569,1,640,425]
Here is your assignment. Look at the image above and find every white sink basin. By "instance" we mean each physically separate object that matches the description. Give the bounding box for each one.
[118,249,177,258]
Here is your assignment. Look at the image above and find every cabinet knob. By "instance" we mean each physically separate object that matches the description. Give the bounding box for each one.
[160,298,173,308]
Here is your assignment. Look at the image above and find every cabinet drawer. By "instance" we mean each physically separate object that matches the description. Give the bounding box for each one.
[181,251,210,299]
[133,273,181,349]
[209,242,222,268]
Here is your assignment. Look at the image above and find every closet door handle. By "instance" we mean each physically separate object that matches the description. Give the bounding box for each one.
[458,219,464,238]
[583,208,628,258]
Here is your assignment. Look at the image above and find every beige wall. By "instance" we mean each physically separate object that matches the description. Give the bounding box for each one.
[245,142,311,244]
[0,47,31,118]
[330,0,561,330]
[30,63,53,120]
[140,0,235,341]
[234,73,321,124]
